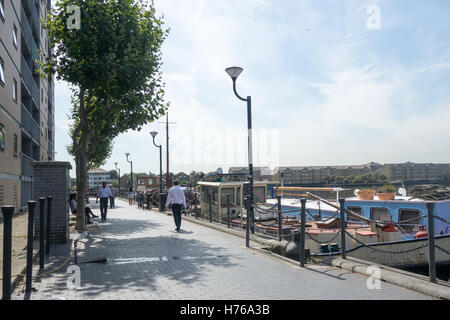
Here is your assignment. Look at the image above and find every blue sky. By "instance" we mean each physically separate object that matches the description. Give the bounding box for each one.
[53,0,450,177]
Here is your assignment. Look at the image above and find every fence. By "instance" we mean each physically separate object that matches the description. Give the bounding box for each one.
[175,191,449,284]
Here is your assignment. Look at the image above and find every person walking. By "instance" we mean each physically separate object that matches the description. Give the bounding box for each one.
[97,181,112,221]
[128,187,134,205]
[165,181,186,232]
[110,185,117,209]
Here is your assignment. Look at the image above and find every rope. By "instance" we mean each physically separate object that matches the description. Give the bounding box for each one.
[345,231,428,254]
[306,231,340,244]
[434,215,450,225]
[434,244,450,255]
[0,249,75,282]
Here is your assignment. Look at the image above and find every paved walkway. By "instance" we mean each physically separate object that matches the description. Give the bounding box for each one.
[12,198,432,300]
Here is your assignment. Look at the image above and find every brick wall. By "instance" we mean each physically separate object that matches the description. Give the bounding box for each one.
[32,161,72,243]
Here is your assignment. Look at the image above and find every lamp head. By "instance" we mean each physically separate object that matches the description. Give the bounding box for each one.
[225,66,243,80]
[150,131,158,138]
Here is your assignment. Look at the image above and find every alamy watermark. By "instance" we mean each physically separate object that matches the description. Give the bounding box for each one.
[169,126,280,168]
[66,265,82,289]
[67,5,81,30]
[366,265,381,290]
[366,5,381,30]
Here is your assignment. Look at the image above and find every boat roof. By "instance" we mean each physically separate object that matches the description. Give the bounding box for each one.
[198,181,271,187]
[266,198,338,212]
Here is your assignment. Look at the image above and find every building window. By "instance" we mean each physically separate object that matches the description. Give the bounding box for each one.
[0,57,5,85]
[13,78,17,102]
[13,134,18,157]
[0,0,5,22]
[0,125,5,151]
[13,23,18,48]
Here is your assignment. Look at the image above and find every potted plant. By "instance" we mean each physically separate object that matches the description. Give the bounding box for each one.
[356,188,376,200]
[377,184,397,200]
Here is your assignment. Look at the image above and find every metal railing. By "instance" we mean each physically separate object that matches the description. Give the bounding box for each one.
[199,193,449,284]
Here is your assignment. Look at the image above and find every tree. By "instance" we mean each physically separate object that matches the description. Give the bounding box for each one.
[43,0,168,229]
[109,169,118,180]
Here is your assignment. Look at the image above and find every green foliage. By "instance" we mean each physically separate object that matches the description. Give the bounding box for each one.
[41,0,169,229]
[109,169,118,180]
[379,184,396,193]
[328,173,388,185]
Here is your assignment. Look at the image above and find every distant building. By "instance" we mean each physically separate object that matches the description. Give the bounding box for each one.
[380,162,450,181]
[135,174,161,192]
[87,168,110,188]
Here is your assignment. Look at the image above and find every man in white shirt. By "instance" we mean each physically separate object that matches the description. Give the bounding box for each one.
[97,181,112,221]
[165,181,186,232]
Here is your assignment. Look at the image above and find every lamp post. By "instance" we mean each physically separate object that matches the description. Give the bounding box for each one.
[125,153,133,191]
[150,131,164,211]
[225,66,254,233]
[114,162,121,198]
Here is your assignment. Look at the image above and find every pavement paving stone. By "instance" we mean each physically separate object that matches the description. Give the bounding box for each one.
[11,198,434,300]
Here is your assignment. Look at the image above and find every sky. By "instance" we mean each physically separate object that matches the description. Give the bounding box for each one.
[52,0,450,178]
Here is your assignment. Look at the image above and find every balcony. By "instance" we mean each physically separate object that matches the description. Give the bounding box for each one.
[21,104,40,140]
[22,0,40,45]
[20,55,40,105]
[21,153,34,176]
[20,5,39,62]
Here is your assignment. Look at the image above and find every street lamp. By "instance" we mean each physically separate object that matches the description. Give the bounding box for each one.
[225,66,254,236]
[150,131,164,211]
[114,162,121,198]
[125,153,133,191]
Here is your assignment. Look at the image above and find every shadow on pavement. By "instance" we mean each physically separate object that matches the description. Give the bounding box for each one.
[25,214,239,299]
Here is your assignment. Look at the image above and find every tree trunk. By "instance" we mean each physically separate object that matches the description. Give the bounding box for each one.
[75,149,88,230]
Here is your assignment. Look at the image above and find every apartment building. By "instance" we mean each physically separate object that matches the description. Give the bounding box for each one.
[380,162,450,181]
[87,168,111,189]
[0,0,54,208]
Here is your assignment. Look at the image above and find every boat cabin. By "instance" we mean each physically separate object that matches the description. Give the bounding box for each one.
[197,181,271,222]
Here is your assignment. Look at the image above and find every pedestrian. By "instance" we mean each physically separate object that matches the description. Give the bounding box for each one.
[97,181,112,221]
[110,185,117,209]
[128,187,134,205]
[165,181,186,232]
[69,193,98,224]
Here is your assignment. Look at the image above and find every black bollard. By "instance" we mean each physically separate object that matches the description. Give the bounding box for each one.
[39,197,45,269]
[277,195,282,241]
[339,198,346,259]
[25,201,36,295]
[300,199,307,267]
[2,206,15,300]
[226,194,231,228]
[427,202,436,283]
[46,196,53,255]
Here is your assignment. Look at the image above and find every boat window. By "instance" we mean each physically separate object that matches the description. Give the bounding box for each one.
[347,206,365,222]
[253,186,266,203]
[201,186,207,201]
[370,207,388,221]
[348,206,362,215]
[221,188,235,205]
[398,209,421,233]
